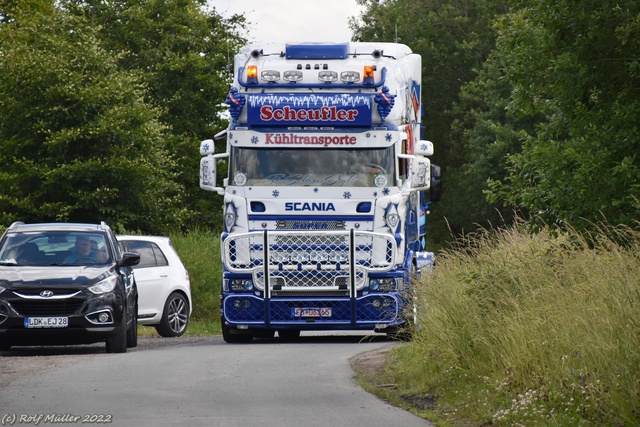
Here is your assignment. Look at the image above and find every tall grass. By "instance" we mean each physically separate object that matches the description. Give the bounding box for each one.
[168,228,222,335]
[388,223,640,426]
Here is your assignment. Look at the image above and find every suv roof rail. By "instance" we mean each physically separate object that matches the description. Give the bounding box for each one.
[8,221,24,230]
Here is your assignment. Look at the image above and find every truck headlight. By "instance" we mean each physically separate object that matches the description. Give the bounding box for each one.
[230,279,254,291]
[369,278,396,292]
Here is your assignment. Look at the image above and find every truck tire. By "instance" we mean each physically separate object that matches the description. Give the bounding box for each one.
[277,329,301,341]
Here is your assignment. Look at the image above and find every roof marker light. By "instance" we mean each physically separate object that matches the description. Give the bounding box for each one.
[247,65,258,84]
[363,65,375,84]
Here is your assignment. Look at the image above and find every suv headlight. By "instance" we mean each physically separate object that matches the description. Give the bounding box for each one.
[88,275,118,294]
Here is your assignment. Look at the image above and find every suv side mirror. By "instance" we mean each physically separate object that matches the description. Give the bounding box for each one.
[120,252,141,267]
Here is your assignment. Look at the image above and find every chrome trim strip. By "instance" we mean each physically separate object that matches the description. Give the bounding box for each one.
[14,291,82,300]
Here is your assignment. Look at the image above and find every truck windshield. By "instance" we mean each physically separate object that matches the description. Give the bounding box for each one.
[229,146,396,188]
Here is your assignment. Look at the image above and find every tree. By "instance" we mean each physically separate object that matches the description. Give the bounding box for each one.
[0,0,184,232]
[487,0,640,231]
[64,0,248,230]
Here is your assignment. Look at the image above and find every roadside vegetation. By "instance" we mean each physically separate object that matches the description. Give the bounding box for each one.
[357,222,640,426]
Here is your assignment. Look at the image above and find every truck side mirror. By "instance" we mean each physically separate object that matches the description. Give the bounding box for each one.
[430,164,442,202]
[199,156,218,192]
[414,140,434,156]
[200,139,215,155]
[411,157,431,189]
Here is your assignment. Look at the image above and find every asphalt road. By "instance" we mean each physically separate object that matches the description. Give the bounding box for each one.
[0,333,432,427]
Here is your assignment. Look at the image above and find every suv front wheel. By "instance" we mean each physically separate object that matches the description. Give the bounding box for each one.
[106,319,127,353]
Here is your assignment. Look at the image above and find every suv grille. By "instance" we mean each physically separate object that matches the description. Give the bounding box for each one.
[11,299,84,316]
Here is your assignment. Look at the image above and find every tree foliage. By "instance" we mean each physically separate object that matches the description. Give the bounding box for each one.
[0,0,247,233]
[487,0,640,231]
[64,0,247,230]
[0,0,184,232]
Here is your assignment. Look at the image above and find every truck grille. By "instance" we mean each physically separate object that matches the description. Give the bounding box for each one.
[223,230,396,294]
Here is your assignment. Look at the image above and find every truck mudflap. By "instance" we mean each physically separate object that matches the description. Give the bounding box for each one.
[221,230,405,328]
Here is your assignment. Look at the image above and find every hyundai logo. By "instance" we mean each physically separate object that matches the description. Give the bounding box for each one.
[40,290,54,298]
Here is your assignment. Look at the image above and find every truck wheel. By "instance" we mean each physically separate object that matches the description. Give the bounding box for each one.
[277,329,300,341]
[222,320,253,343]
[254,329,275,339]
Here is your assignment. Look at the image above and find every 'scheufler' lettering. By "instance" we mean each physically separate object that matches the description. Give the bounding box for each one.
[260,105,358,122]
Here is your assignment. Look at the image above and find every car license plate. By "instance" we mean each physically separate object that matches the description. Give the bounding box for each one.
[24,317,68,328]
[291,308,332,318]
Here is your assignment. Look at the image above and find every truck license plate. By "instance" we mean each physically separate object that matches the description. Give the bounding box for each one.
[24,317,68,328]
[291,308,332,318]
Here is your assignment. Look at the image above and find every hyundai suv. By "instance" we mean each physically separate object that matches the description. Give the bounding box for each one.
[0,222,140,353]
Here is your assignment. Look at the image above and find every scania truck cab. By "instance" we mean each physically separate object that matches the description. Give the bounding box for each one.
[200,42,439,342]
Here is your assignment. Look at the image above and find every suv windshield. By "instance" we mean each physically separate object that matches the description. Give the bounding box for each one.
[0,231,111,266]
[229,146,395,188]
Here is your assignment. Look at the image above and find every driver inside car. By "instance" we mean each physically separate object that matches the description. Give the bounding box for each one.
[64,235,102,264]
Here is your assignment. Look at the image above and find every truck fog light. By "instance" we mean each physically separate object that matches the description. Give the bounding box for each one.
[233,299,242,308]
[98,312,110,323]
[372,299,381,308]
[243,299,251,308]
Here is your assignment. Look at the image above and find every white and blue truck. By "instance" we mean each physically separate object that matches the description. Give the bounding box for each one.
[199,42,440,342]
